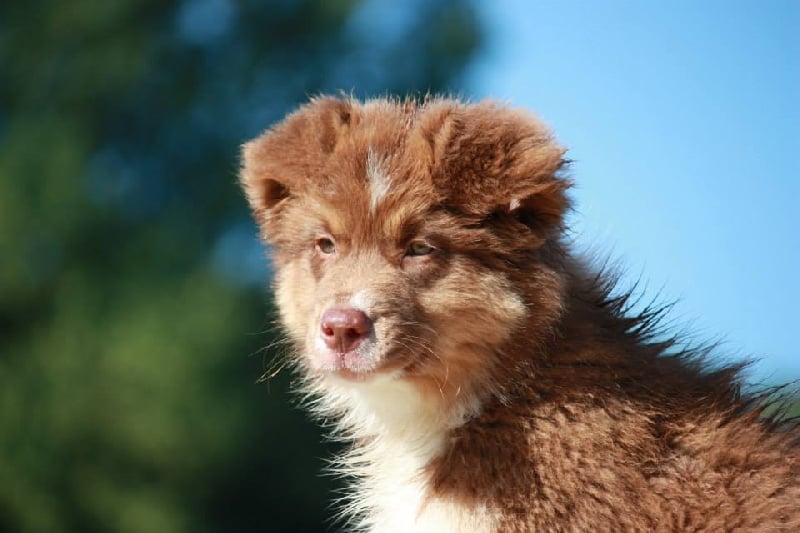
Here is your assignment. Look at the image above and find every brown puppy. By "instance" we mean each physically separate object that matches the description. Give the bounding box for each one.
[241,96,799,532]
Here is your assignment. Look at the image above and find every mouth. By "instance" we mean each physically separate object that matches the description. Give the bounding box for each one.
[311,334,381,380]
[316,350,377,380]
[313,342,421,386]
[328,368,374,382]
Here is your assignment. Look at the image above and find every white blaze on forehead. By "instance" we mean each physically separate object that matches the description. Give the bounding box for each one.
[366,147,391,212]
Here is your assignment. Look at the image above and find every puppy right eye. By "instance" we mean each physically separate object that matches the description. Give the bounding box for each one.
[406,242,435,256]
[315,237,336,254]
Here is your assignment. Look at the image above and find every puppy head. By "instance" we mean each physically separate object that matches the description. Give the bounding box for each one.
[241,96,569,401]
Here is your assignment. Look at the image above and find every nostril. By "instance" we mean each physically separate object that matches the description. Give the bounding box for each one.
[346,318,369,337]
[320,307,372,353]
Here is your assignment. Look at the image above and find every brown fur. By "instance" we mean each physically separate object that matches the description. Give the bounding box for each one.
[241,96,799,531]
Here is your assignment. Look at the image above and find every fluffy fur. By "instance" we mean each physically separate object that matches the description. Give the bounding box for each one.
[241,96,799,531]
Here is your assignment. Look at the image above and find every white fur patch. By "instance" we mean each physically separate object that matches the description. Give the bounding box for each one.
[317,374,487,531]
[350,289,376,313]
[366,148,390,212]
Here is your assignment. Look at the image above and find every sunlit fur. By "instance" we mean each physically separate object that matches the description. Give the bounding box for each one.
[241,96,799,531]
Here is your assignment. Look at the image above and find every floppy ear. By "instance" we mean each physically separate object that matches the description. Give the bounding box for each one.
[240,140,291,218]
[500,178,571,234]
[239,96,355,223]
[427,101,570,238]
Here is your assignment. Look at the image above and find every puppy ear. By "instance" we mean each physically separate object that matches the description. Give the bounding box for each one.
[501,178,571,234]
[239,96,354,221]
[240,140,290,217]
[428,101,570,237]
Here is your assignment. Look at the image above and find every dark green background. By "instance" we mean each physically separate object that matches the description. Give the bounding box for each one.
[0,1,479,531]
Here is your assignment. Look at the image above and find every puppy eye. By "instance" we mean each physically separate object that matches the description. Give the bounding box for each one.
[315,237,336,254]
[406,241,435,256]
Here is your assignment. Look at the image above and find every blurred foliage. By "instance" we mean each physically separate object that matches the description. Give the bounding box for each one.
[0,0,480,531]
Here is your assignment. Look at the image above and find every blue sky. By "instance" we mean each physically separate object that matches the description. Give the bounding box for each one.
[463,1,799,382]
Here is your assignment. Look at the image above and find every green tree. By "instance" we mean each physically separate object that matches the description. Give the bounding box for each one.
[0,1,480,531]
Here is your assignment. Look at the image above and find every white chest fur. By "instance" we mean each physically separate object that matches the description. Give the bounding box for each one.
[319,375,494,532]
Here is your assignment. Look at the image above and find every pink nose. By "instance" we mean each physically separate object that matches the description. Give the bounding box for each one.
[320,307,372,353]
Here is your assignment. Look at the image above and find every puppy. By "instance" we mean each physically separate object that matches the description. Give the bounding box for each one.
[240,96,799,532]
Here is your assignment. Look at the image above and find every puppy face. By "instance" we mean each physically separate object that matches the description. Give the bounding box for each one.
[241,97,569,397]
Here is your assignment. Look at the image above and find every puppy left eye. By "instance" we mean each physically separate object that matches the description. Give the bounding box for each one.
[406,242,435,256]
